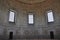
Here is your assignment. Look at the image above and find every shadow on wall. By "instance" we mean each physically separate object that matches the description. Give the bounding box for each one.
[0,31,60,39]
[0,35,60,40]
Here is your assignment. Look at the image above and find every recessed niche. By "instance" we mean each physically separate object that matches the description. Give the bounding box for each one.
[9,32,13,39]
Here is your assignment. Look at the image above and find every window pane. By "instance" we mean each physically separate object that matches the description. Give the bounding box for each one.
[28,14,34,24]
[9,11,15,22]
[47,11,54,22]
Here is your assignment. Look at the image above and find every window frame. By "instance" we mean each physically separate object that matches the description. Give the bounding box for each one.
[28,13,34,25]
[8,10,15,23]
[47,10,54,23]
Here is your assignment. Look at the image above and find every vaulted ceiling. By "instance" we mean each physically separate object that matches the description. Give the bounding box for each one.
[16,0,46,4]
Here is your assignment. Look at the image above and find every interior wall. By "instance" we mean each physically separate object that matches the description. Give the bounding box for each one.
[0,0,60,39]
